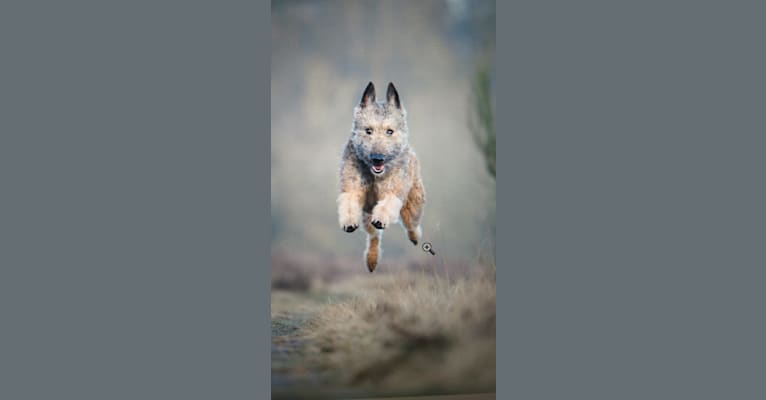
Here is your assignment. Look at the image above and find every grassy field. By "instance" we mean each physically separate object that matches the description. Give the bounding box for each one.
[271,251,496,399]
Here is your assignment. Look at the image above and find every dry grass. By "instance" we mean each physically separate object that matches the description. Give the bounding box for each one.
[271,250,359,291]
[271,249,496,398]
[293,265,496,396]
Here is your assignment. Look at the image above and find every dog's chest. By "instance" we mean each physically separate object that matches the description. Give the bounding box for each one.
[362,173,407,213]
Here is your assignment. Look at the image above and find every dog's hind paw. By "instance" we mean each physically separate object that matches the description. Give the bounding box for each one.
[407,226,421,246]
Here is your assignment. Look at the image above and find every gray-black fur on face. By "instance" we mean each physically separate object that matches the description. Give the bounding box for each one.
[350,82,409,176]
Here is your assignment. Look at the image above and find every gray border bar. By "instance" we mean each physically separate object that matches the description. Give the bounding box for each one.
[0,0,269,399]
[505,0,766,399]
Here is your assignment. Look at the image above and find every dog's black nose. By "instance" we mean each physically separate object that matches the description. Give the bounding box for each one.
[370,154,385,164]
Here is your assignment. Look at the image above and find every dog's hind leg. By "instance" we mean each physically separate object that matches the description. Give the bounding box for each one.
[363,213,382,272]
[400,180,425,246]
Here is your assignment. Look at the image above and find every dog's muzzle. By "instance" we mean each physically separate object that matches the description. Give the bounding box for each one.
[370,154,386,174]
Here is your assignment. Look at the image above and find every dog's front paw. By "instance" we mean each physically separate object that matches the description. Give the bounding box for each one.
[370,214,389,230]
[370,196,401,230]
[340,219,359,233]
[343,224,358,233]
[339,215,360,233]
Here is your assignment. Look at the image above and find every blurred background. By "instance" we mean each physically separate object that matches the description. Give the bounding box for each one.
[271,2,496,398]
[271,0,496,267]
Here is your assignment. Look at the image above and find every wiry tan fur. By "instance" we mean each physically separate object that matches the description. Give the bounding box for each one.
[338,82,426,272]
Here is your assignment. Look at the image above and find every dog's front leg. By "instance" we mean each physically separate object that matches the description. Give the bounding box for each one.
[338,191,364,232]
[370,194,403,230]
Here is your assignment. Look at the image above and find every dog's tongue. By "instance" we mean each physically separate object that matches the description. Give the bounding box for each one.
[372,164,384,172]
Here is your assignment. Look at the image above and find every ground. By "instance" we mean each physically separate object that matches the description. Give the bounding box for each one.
[271,254,496,400]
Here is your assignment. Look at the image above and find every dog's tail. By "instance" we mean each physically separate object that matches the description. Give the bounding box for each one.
[365,227,381,273]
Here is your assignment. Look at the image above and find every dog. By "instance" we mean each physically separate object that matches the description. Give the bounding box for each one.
[337,82,426,272]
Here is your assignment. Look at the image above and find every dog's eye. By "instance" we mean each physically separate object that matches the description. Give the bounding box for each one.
[386,129,394,135]
[365,128,372,135]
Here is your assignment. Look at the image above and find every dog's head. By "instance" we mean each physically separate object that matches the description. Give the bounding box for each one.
[350,82,409,176]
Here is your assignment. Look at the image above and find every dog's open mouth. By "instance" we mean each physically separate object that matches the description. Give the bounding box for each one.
[369,154,387,174]
[371,161,385,174]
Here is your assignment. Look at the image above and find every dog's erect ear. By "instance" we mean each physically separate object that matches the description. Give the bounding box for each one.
[386,82,401,109]
[360,82,376,107]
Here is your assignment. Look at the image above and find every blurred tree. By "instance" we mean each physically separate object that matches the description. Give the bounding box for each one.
[469,60,495,179]
[466,0,495,266]
[469,57,496,268]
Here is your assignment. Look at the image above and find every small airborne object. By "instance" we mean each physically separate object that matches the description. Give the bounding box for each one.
[422,242,436,256]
